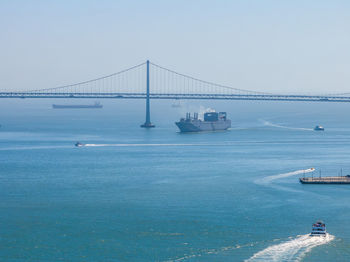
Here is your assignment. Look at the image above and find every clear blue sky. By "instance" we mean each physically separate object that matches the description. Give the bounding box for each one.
[0,0,349,93]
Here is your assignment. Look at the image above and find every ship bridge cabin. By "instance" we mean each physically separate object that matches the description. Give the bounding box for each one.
[204,112,227,122]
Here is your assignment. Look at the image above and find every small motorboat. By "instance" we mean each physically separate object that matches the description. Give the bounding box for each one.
[171,100,182,108]
[314,125,325,131]
[75,142,84,147]
[310,221,327,236]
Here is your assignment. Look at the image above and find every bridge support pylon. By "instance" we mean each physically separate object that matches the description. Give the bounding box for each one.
[141,60,155,128]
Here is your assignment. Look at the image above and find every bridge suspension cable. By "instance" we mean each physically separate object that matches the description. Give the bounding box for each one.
[10,60,276,96]
[149,62,271,95]
[1,60,350,100]
[23,61,147,94]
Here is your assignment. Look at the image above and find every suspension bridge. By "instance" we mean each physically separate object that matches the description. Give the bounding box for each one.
[1,60,350,127]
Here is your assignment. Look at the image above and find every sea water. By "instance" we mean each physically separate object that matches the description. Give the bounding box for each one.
[1,99,350,261]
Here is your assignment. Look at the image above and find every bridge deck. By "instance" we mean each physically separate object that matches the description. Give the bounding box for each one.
[1,92,350,102]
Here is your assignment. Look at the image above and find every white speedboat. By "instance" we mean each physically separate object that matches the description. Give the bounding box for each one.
[75,142,84,147]
[314,125,325,131]
[310,221,327,236]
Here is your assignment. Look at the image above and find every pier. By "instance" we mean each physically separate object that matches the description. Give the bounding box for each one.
[300,175,350,184]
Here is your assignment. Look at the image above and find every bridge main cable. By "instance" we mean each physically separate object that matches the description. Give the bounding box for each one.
[1,60,350,102]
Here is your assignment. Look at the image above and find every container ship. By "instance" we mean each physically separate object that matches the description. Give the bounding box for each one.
[52,102,103,109]
[175,111,231,132]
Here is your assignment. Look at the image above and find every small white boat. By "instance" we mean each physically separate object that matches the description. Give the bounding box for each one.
[171,100,182,108]
[75,142,84,147]
[314,125,325,131]
[310,221,327,236]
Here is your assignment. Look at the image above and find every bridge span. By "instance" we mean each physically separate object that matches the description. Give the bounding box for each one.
[1,60,349,127]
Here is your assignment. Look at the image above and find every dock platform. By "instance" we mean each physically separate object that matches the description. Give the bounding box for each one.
[300,175,350,184]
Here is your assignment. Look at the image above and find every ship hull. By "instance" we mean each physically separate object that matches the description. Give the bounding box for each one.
[310,233,327,237]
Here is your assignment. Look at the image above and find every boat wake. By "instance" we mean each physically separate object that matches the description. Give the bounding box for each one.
[246,234,334,262]
[82,143,203,147]
[256,168,315,185]
[0,145,72,151]
[254,168,316,193]
[164,241,260,262]
[262,120,313,131]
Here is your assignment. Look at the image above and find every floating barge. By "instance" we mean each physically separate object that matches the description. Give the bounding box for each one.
[300,175,350,184]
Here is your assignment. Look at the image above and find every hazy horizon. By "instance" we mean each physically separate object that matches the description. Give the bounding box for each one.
[1,0,350,94]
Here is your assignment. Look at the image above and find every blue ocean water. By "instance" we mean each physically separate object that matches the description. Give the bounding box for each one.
[1,99,350,261]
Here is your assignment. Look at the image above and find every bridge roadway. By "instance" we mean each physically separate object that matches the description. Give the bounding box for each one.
[1,92,350,102]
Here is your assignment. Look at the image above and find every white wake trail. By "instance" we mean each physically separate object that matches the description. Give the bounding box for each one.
[256,168,315,185]
[83,143,203,147]
[262,120,313,131]
[246,234,334,262]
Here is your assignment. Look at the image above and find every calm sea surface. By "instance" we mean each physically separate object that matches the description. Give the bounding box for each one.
[1,99,350,261]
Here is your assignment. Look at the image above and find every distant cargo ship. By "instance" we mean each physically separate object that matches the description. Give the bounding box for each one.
[175,111,231,132]
[52,102,103,109]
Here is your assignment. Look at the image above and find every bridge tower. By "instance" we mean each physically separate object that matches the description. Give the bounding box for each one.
[140,60,155,128]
